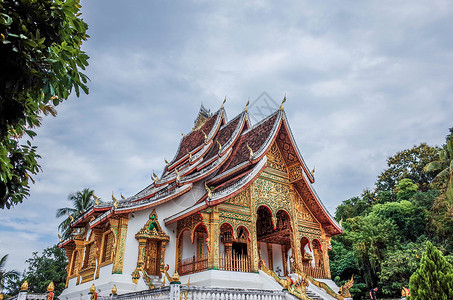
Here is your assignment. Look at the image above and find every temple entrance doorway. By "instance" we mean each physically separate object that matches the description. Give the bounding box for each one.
[178,224,208,275]
[144,240,162,276]
[256,206,293,276]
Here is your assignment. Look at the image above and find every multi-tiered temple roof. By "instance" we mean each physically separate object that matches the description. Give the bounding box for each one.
[63,103,341,245]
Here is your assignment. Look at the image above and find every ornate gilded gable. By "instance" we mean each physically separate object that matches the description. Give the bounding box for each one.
[266,143,287,173]
[135,210,169,241]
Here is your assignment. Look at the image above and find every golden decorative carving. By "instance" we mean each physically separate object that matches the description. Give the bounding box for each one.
[339,275,354,298]
[226,188,250,207]
[267,144,287,173]
[288,164,303,182]
[20,280,28,291]
[112,217,128,274]
[132,210,169,283]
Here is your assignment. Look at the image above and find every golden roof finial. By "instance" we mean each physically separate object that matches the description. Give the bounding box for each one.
[112,192,118,208]
[58,233,62,242]
[311,166,315,176]
[171,271,180,282]
[246,143,254,158]
[280,93,286,110]
[121,193,126,200]
[111,285,117,295]
[221,97,226,109]
[244,99,250,112]
[187,150,192,160]
[201,129,207,140]
[175,169,181,181]
[204,181,212,198]
[0,292,4,300]
[339,217,343,227]
[89,283,96,294]
[187,277,191,286]
[68,213,74,222]
[181,133,185,138]
[153,170,159,181]
[217,140,222,152]
[93,193,100,205]
[165,159,170,166]
[47,282,55,292]
[20,280,28,291]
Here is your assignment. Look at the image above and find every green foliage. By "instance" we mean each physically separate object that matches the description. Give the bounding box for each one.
[7,246,67,297]
[376,143,439,194]
[56,188,95,239]
[0,0,89,208]
[395,178,418,201]
[330,134,452,299]
[379,242,425,296]
[0,254,19,294]
[409,241,453,300]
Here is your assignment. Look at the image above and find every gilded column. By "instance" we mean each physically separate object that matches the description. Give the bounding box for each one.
[206,207,220,270]
[250,183,260,272]
[92,228,103,279]
[290,189,303,268]
[132,237,147,283]
[73,234,85,285]
[112,217,129,274]
[63,245,75,287]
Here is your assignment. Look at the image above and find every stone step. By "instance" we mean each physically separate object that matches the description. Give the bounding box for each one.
[306,291,325,300]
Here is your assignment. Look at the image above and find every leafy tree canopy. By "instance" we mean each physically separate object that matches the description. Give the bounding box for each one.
[7,245,67,297]
[375,143,439,195]
[0,0,89,209]
[0,254,19,295]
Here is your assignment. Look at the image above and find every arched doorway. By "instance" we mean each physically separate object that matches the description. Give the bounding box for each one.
[178,223,208,275]
[256,206,293,276]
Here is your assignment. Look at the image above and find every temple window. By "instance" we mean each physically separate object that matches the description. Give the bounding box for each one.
[69,251,79,276]
[100,229,114,265]
[178,224,208,275]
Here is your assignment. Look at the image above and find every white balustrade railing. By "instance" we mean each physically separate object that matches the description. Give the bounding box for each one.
[109,285,292,300]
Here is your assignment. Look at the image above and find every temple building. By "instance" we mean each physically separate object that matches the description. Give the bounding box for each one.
[59,100,347,300]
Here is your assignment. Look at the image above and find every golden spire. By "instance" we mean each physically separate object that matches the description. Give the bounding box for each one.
[201,129,207,140]
[279,93,286,110]
[93,193,100,205]
[89,284,96,294]
[221,97,226,109]
[111,285,117,295]
[47,282,55,292]
[216,140,222,152]
[20,280,28,291]
[311,166,315,176]
[58,234,62,242]
[165,159,170,166]
[121,193,126,200]
[187,277,191,286]
[244,99,250,112]
[175,169,180,181]
[68,213,74,222]
[246,143,254,158]
[204,182,212,198]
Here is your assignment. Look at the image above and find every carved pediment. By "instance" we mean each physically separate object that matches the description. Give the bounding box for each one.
[135,210,169,242]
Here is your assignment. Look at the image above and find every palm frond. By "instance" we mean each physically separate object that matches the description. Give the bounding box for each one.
[424,161,445,173]
[56,207,76,218]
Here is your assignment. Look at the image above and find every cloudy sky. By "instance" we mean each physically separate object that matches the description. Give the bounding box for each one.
[1,0,453,272]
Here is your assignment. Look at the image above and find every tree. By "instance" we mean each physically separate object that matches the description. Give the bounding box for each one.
[7,246,67,297]
[424,135,453,201]
[395,178,418,202]
[0,0,89,209]
[375,143,439,195]
[409,241,453,300]
[0,254,19,294]
[56,188,95,239]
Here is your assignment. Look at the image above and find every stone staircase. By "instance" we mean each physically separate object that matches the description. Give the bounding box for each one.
[305,290,325,300]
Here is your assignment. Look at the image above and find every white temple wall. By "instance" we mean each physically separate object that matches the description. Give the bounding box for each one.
[259,242,269,267]
[272,243,284,275]
[181,229,196,259]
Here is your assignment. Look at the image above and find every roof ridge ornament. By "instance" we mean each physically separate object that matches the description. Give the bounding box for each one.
[279,93,286,111]
[217,140,222,152]
[187,150,192,160]
[244,99,250,112]
[58,233,62,242]
[165,159,170,166]
[112,192,118,208]
[175,168,181,181]
[204,181,212,198]
[221,97,226,109]
[246,143,254,160]
[68,212,74,222]
[181,133,185,138]
[93,193,100,205]
[311,166,315,177]
[121,193,126,200]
